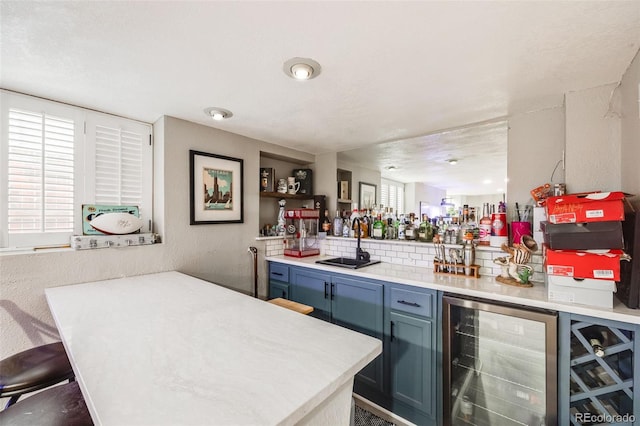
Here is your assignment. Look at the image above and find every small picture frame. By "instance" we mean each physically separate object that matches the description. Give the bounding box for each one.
[359,182,377,210]
[190,150,244,224]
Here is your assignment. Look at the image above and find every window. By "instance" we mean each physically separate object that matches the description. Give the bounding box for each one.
[381,178,404,216]
[1,91,152,249]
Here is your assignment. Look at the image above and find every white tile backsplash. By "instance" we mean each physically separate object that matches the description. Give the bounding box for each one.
[319,237,544,280]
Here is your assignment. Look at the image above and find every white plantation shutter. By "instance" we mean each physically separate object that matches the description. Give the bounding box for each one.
[1,91,152,249]
[7,109,75,233]
[381,178,404,215]
[85,113,152,233]
[95,125,144,205]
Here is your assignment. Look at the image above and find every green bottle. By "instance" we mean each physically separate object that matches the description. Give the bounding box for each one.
[418,214,433,242]
[372,214,386,240]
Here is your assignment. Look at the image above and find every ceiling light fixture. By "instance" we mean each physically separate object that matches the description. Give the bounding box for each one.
[283,57,322,80]
[447,159,458,165]
[204,107,233,121]
[384,165,398,171]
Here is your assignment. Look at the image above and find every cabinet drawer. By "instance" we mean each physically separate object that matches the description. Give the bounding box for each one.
[269,263,289,282]
[390,287,433,318]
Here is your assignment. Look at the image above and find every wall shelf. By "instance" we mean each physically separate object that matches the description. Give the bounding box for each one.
[260,192,313,200]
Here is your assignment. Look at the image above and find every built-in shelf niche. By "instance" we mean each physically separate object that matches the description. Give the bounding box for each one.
[337,168,352,213]
[259,151,315,235]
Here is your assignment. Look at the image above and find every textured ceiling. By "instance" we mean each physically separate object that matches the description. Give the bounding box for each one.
[1,1,639,194]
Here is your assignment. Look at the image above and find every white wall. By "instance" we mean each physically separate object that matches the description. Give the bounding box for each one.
[337,159,381,211]
[620,50,640,209]
[314,152,338,212]
[405,182,446,217]
[565,83,622,193]
[507,106,565,212]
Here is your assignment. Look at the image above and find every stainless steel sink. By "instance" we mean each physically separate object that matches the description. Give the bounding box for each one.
[315,257,381,269]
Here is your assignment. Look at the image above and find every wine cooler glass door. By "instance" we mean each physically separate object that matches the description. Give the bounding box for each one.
[443,296,557,426]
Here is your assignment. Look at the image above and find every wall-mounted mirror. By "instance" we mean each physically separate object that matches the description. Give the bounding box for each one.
[337,120,508,214]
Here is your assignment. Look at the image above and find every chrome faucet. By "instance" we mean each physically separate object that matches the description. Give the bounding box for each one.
[353,218,371,262]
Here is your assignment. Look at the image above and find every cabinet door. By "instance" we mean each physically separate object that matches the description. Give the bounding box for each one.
[290,268,331,318]
[331,275,384,391]
[390,311,433,416]
[269,281,289,299]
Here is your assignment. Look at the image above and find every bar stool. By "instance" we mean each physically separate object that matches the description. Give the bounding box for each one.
[0,381,92,425]
[0,342,75,409]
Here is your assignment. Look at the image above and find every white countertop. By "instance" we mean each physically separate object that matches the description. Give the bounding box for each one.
[45,271,381,426]
[266,255,640,325]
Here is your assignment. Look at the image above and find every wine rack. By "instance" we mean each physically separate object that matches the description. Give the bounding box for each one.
[560,314,640,425]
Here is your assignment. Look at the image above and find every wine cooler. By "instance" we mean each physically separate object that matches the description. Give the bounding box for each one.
[443,295,558,426]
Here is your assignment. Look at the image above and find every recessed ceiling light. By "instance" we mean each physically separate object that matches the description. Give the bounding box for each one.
[204,107,233,121]
[283,57,322,80]
[447,159,458,165]
[482,179,493,184]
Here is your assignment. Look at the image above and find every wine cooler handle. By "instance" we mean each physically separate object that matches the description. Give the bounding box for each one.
[390,321,395,342]
[397,300,420,307]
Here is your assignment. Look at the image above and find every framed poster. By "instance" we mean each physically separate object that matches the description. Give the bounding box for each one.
[359,182,377,210]
[190,150,244,224]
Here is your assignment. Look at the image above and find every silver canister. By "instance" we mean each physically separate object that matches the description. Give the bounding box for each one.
[553,183,566,196]
[463,240,475,276]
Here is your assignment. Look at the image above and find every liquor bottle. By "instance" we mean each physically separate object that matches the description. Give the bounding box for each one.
[405,214,416,240]
[342,211,351,238]
[322,209,331,233]
[363,209,371,238]
[350,206,365,238]
[459,206,471,243]
[418,214,433,242]
[478,203,492,246]
[385,208,395,239]
[397,214,406,240]
[372,214,385,240]
[332,210,342,236]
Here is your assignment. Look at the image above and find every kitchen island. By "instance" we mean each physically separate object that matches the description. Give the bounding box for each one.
[45,271,381,425]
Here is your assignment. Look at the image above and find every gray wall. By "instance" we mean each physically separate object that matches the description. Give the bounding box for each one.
[621,50,640,209]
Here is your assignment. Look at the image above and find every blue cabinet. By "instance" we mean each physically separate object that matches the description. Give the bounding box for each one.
[332,275,384,391]
[559,313,640,425]
[390,311,433,415]
[387,284,438,426]
[290,267,332,319]
[268,263,290,299]
[287,266,384,391]
[270,262,439,425]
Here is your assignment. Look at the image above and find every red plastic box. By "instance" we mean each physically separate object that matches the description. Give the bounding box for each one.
[544,247,625,281]
[545,191,625,224]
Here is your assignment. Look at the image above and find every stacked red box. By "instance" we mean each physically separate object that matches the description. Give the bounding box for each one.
[544,191,631,308]
[545,248,624,281]
[545,191,625,224]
